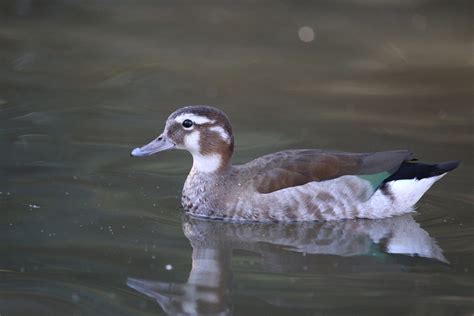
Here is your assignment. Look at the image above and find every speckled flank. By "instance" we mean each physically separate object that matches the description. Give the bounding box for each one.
[250,176,374,221]
[182,169,447,222]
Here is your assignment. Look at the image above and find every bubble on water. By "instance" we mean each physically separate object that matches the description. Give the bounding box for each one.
[72,293,80,303]
[28,204,40,209]
[298,26,315,43]
[165,264,173,271]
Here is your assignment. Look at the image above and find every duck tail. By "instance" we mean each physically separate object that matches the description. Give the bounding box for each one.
[383,160,459,208]
[360,160,459,219]
[383,160,460,183]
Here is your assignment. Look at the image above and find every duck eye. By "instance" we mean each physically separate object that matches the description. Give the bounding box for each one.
[182,119,193,128]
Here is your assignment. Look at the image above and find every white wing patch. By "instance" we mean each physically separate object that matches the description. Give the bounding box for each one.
[174,113,215,125]
[209,126,230,142]
[388,174,445,207]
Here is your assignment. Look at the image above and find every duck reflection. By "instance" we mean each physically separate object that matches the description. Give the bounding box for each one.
[127,215,446,315]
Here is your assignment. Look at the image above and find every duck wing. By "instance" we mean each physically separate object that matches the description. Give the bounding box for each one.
[241,149,412,194]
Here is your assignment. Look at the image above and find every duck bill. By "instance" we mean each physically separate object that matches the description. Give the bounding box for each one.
[131,134,175,157]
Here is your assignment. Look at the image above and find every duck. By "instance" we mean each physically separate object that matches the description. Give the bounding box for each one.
[131,105,459,222]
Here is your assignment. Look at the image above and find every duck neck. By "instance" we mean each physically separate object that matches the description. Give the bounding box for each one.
[190,151,232,175]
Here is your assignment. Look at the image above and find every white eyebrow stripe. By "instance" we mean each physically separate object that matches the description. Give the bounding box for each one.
[209,126,230,142]
[174,113,215,125]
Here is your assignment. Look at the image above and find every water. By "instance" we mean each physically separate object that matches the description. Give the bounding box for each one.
[1,1,473,315]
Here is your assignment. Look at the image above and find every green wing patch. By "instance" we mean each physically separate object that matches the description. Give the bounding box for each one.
[358,171,391,190]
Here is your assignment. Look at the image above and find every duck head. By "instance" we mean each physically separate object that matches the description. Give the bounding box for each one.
[131,105,234,173]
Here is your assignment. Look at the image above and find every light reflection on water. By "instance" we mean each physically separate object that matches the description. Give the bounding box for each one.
[128,215,448,315]
[1,0,473,315]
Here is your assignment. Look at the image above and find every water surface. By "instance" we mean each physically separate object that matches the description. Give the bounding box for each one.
[1,1,473,315]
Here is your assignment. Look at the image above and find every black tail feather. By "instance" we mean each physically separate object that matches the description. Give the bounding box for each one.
[383,160,460,183]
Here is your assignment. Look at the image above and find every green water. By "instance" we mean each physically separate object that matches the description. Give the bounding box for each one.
[1,1,473,315]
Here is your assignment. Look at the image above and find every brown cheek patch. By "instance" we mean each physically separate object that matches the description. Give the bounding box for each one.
[198,127,234,162]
